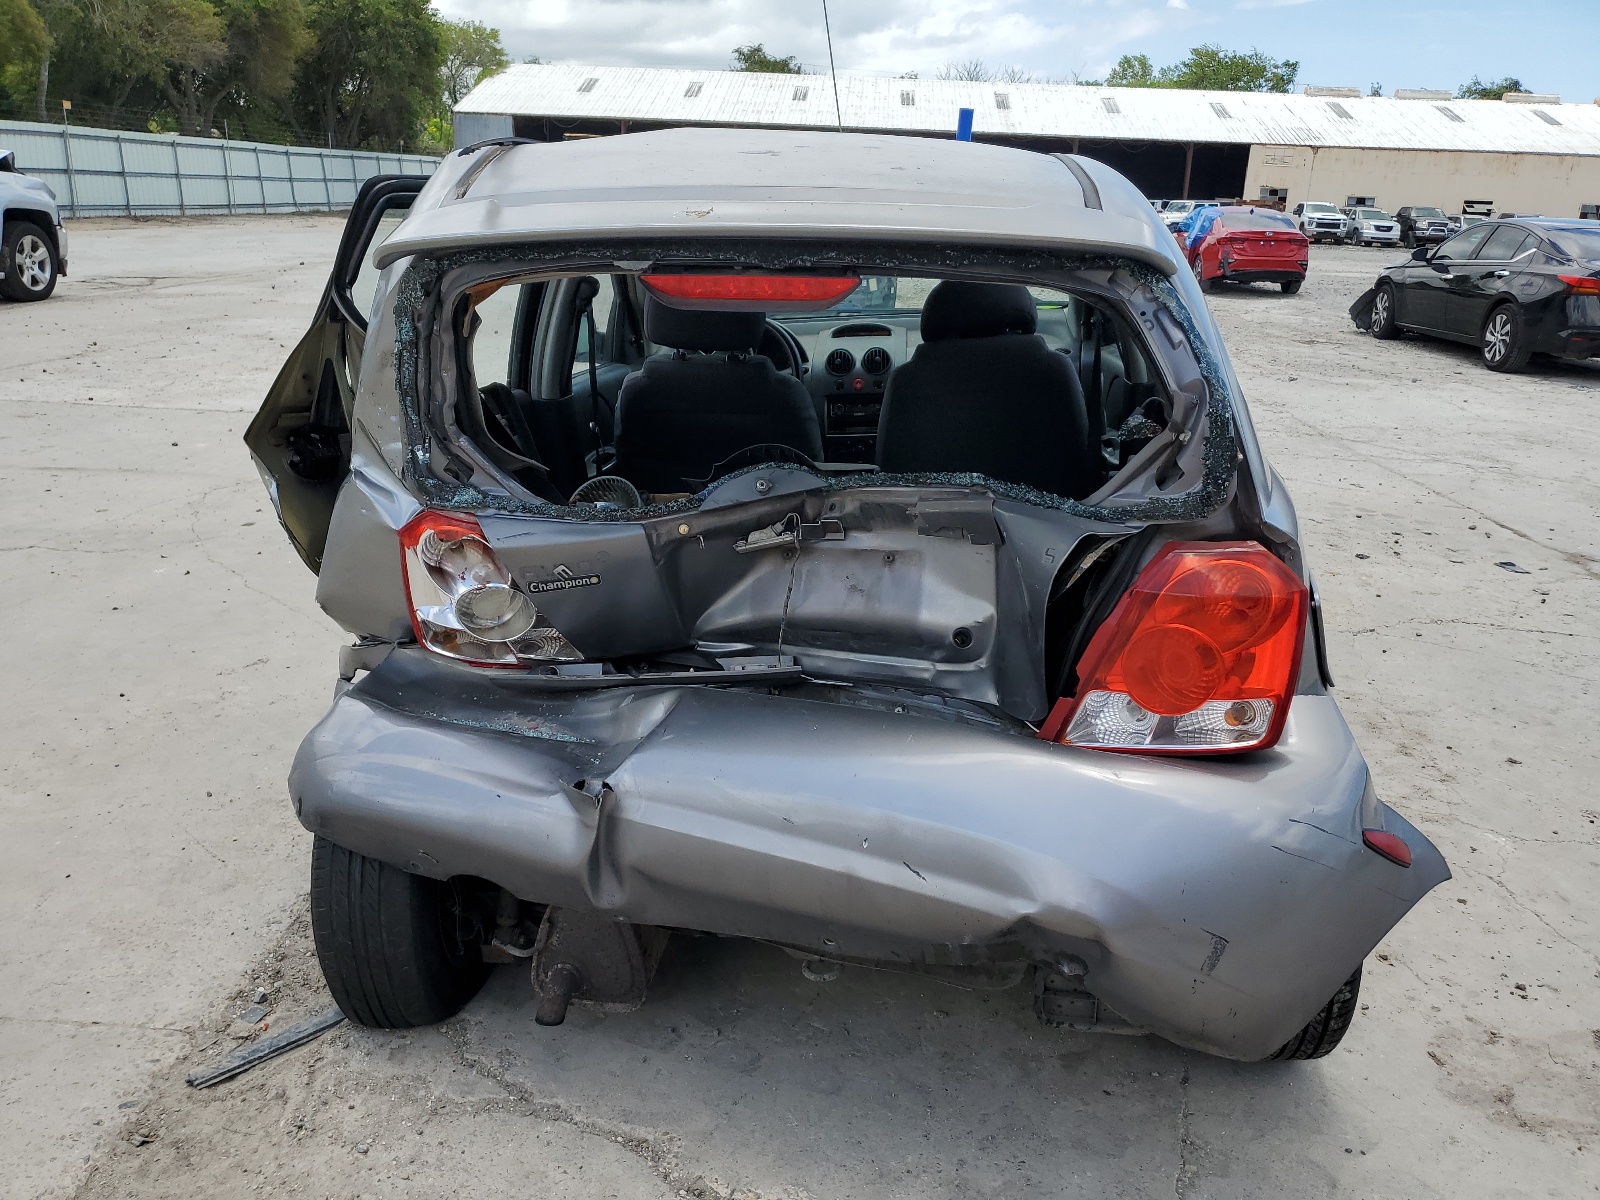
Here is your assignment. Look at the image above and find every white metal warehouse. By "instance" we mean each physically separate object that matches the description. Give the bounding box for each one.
[455,64,1600,218]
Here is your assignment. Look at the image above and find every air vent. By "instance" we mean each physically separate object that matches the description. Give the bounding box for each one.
[825,349,855,376]
[577,77,598,93]
[994,92,1010,110]
[1534,109,1562,125]
[901,90,915,106]
[684,82,703,98]
[1327,101,1354,119]
[1101,97,1121,114]
[1210,102,1232,119]
[1436,105,1464,122]
[793,86,809,102]
[861,347,892,375]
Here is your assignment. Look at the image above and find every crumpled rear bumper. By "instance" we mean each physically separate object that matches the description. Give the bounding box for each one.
[290,650,1448,1061]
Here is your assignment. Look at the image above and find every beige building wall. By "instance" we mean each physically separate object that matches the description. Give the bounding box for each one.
[1242,145,1600,218]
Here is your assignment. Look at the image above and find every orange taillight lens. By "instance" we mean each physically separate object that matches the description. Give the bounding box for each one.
[1040,542,1308,754]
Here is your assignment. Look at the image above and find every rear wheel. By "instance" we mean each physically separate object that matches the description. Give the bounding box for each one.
[1192,258,1215,294]
[1280,278,1303,295]
[1370,284,1400,339]
[1481,304,1532,373]
[1269,966,1361,1059]
[1,221,57,301]
[310,836,490,1028]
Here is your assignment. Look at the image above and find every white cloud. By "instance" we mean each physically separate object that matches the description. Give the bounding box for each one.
[434,0,1199,82]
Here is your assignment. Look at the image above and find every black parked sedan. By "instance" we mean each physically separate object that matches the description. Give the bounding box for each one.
[1350,219,1600,372]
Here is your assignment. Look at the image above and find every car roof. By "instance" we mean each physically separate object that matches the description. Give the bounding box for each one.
[375,127,1176,273]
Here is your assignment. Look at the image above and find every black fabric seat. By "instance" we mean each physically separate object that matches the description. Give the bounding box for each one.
[875,281,1101,499]
[612,297,823,494]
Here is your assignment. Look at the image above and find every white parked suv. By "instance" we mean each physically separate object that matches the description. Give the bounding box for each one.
[1340,207,1402,247]
[0,148,67,301]
[1292,202,1349,244]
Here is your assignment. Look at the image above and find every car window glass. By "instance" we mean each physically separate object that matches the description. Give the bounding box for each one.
[1476,227,1534,261]
[573,274,616,376]
[1412,208,1446,220]
[1433,225,1493,261]
[469,283,524,388]
[1542,228,1600,261]
[348,208,409,325]
[1220,210,1298,232]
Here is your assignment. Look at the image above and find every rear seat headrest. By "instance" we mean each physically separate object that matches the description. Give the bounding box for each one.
[644,294,766,352]
[920,280,1038,342]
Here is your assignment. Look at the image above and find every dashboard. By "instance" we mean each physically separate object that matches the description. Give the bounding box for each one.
[776,313,924,462]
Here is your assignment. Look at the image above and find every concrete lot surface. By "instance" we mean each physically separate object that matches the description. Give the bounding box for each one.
[2,220,1596,1199]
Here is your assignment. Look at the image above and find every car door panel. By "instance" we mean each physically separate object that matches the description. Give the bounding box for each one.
[246,174,427,572]
[1407,225,1493,332]
[1448,227,1536,339]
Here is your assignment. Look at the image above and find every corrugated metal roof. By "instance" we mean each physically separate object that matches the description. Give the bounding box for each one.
[459,64,1600,157]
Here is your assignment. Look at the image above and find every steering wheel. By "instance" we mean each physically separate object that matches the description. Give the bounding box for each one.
[758,321,807,379]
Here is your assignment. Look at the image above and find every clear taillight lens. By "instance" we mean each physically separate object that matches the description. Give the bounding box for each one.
[1040,541,1307,755]
[399,511,584,667]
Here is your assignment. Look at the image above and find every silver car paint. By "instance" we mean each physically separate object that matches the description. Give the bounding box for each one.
[274,129,1446,1059]
[291,649,1447,1061]
[0,148,67,278]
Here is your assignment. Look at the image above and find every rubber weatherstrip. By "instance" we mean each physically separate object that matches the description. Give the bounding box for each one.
[1053,155,1102,210]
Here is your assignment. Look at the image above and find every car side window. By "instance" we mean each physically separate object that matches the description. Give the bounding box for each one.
[1475,227,1535,262]
[572,274,616,378]
[469,283,525,388]
[1433,225,1493,261]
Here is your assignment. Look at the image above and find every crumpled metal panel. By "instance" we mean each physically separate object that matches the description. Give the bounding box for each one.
[291,649,1449,1061]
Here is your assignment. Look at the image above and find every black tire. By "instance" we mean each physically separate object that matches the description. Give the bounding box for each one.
[310,835,490,1028]
[1192,258,1215,294]
[1,220,58,301]
[1481,303,1532,373]
[1280,278,1303,295]
[1402,230,1415,249]
[1270,966,1362,1059]
[1370,283,1400,340]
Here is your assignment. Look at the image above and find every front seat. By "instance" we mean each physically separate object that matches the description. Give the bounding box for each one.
[612,296,823,494]
[875,281,1100,499]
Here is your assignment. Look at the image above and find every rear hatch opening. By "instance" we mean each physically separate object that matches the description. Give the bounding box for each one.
[375,242,1271,732]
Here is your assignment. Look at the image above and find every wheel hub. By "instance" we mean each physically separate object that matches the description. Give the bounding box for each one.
[15,234,51,292]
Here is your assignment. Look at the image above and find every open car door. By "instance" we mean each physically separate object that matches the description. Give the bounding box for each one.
[245,174,427,572]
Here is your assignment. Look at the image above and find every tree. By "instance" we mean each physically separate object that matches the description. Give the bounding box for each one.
[157,0,311,137]
[1106,45,1298,93]
[732,43,799,73]
[936,59,1032,83]
[1105,54,1155,88]
[439,17,505,110]
[1158,45,1297,92]
[294,0,443,148]
[0,0,50,104]
[1456,75,1525,100]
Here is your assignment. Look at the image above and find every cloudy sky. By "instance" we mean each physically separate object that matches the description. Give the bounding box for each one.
[435,0,1594,102]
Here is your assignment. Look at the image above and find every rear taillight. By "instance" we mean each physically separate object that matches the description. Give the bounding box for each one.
[1040,541,1308,754]
[1559,274,1600,296]
[399,510,583,667]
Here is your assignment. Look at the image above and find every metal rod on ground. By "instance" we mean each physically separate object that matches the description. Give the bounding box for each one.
[185,1007,346,1089]
[821,0,843,132]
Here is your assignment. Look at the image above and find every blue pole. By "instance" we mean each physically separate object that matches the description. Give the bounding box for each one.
[956,107,974,141]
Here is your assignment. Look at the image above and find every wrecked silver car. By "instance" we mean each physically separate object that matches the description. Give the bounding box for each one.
[249,129,1448,1063]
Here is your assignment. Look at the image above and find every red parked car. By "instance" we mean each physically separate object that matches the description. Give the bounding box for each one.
[1185,206,1309,294]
